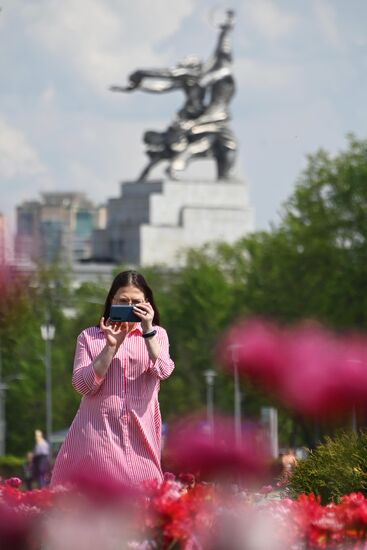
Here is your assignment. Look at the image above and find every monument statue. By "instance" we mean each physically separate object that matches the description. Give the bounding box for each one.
[110,10,237,181]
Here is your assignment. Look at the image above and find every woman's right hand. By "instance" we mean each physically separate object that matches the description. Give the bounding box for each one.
[100,317,128,349]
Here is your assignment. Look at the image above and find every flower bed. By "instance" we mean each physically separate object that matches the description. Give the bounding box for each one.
[2,476,367,549]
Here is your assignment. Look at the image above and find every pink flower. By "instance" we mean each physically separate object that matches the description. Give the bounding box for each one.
[163,472,176,482]
[5,477,22,489]
[219,318,367,420]
[259,485,273,494]
[336,334,367,408]
[164,415,269,483]
[279,324,344,417]
[218,318,286,393]
[280,325,367,418]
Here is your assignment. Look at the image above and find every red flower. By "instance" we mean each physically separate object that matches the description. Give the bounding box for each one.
[143,479,216,548]
[178,473,196,488]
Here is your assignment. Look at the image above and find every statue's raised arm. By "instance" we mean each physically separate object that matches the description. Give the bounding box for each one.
[203,9,235,77]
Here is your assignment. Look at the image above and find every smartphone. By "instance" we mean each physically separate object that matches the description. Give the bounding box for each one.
[109,305,141,323]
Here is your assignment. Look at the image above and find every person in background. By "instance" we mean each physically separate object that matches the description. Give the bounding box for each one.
[22,451,34,490]
[281,448,298,479]
[33,429,50,488]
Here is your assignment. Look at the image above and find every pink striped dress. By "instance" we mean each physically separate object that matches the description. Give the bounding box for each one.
[50,324,174,487]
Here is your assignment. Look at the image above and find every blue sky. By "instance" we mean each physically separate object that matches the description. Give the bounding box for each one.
[0,0,366,246]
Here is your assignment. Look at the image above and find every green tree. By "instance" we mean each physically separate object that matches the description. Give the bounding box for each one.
[0,266,44,454]
[0,262,79,455]
[241,135,367,330]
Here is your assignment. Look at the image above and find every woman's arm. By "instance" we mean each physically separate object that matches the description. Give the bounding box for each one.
[133,303,175,379]
[91,343,118,379]
[133,302,159,361]
[72,320,128,395]
[143,332,160,363]
[145,327,175,380]
[72,332,105,396]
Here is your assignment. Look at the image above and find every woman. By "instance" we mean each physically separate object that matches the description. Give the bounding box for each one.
[50,270,174,488]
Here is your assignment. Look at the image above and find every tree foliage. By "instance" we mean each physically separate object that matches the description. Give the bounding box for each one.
[242,135,367,329]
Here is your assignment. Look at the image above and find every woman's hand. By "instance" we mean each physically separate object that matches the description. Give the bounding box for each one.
[100,317,129,349]
[133,302,155,332]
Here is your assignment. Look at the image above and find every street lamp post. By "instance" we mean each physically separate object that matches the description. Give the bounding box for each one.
[229,344,242,446]
[203,369,217,437]
[40,322,55,444]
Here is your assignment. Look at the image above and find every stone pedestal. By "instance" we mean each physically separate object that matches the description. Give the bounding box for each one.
[100,178,254,266]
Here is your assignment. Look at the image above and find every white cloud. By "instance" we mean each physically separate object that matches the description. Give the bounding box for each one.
[313,0,343,49]
[242,0,299,40]
[0,116,46,178]
[20,0,195,92]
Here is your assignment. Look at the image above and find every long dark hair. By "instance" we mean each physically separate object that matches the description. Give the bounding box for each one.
[102,270,160,326]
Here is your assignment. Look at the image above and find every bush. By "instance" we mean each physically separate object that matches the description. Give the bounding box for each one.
[288,430,367,504]
[0,455,24,479]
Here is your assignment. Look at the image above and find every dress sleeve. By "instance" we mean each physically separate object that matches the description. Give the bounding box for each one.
[146,327,175,380]
[72,331,104,396]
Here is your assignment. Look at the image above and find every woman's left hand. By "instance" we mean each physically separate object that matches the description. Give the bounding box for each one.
[133,301,155,332]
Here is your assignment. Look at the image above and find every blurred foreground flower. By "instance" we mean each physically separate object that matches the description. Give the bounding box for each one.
[163,415,269,484]
[0,501,33,550]
[0,480,54,550]
[219,318,367,419]
[4,477,367,548]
